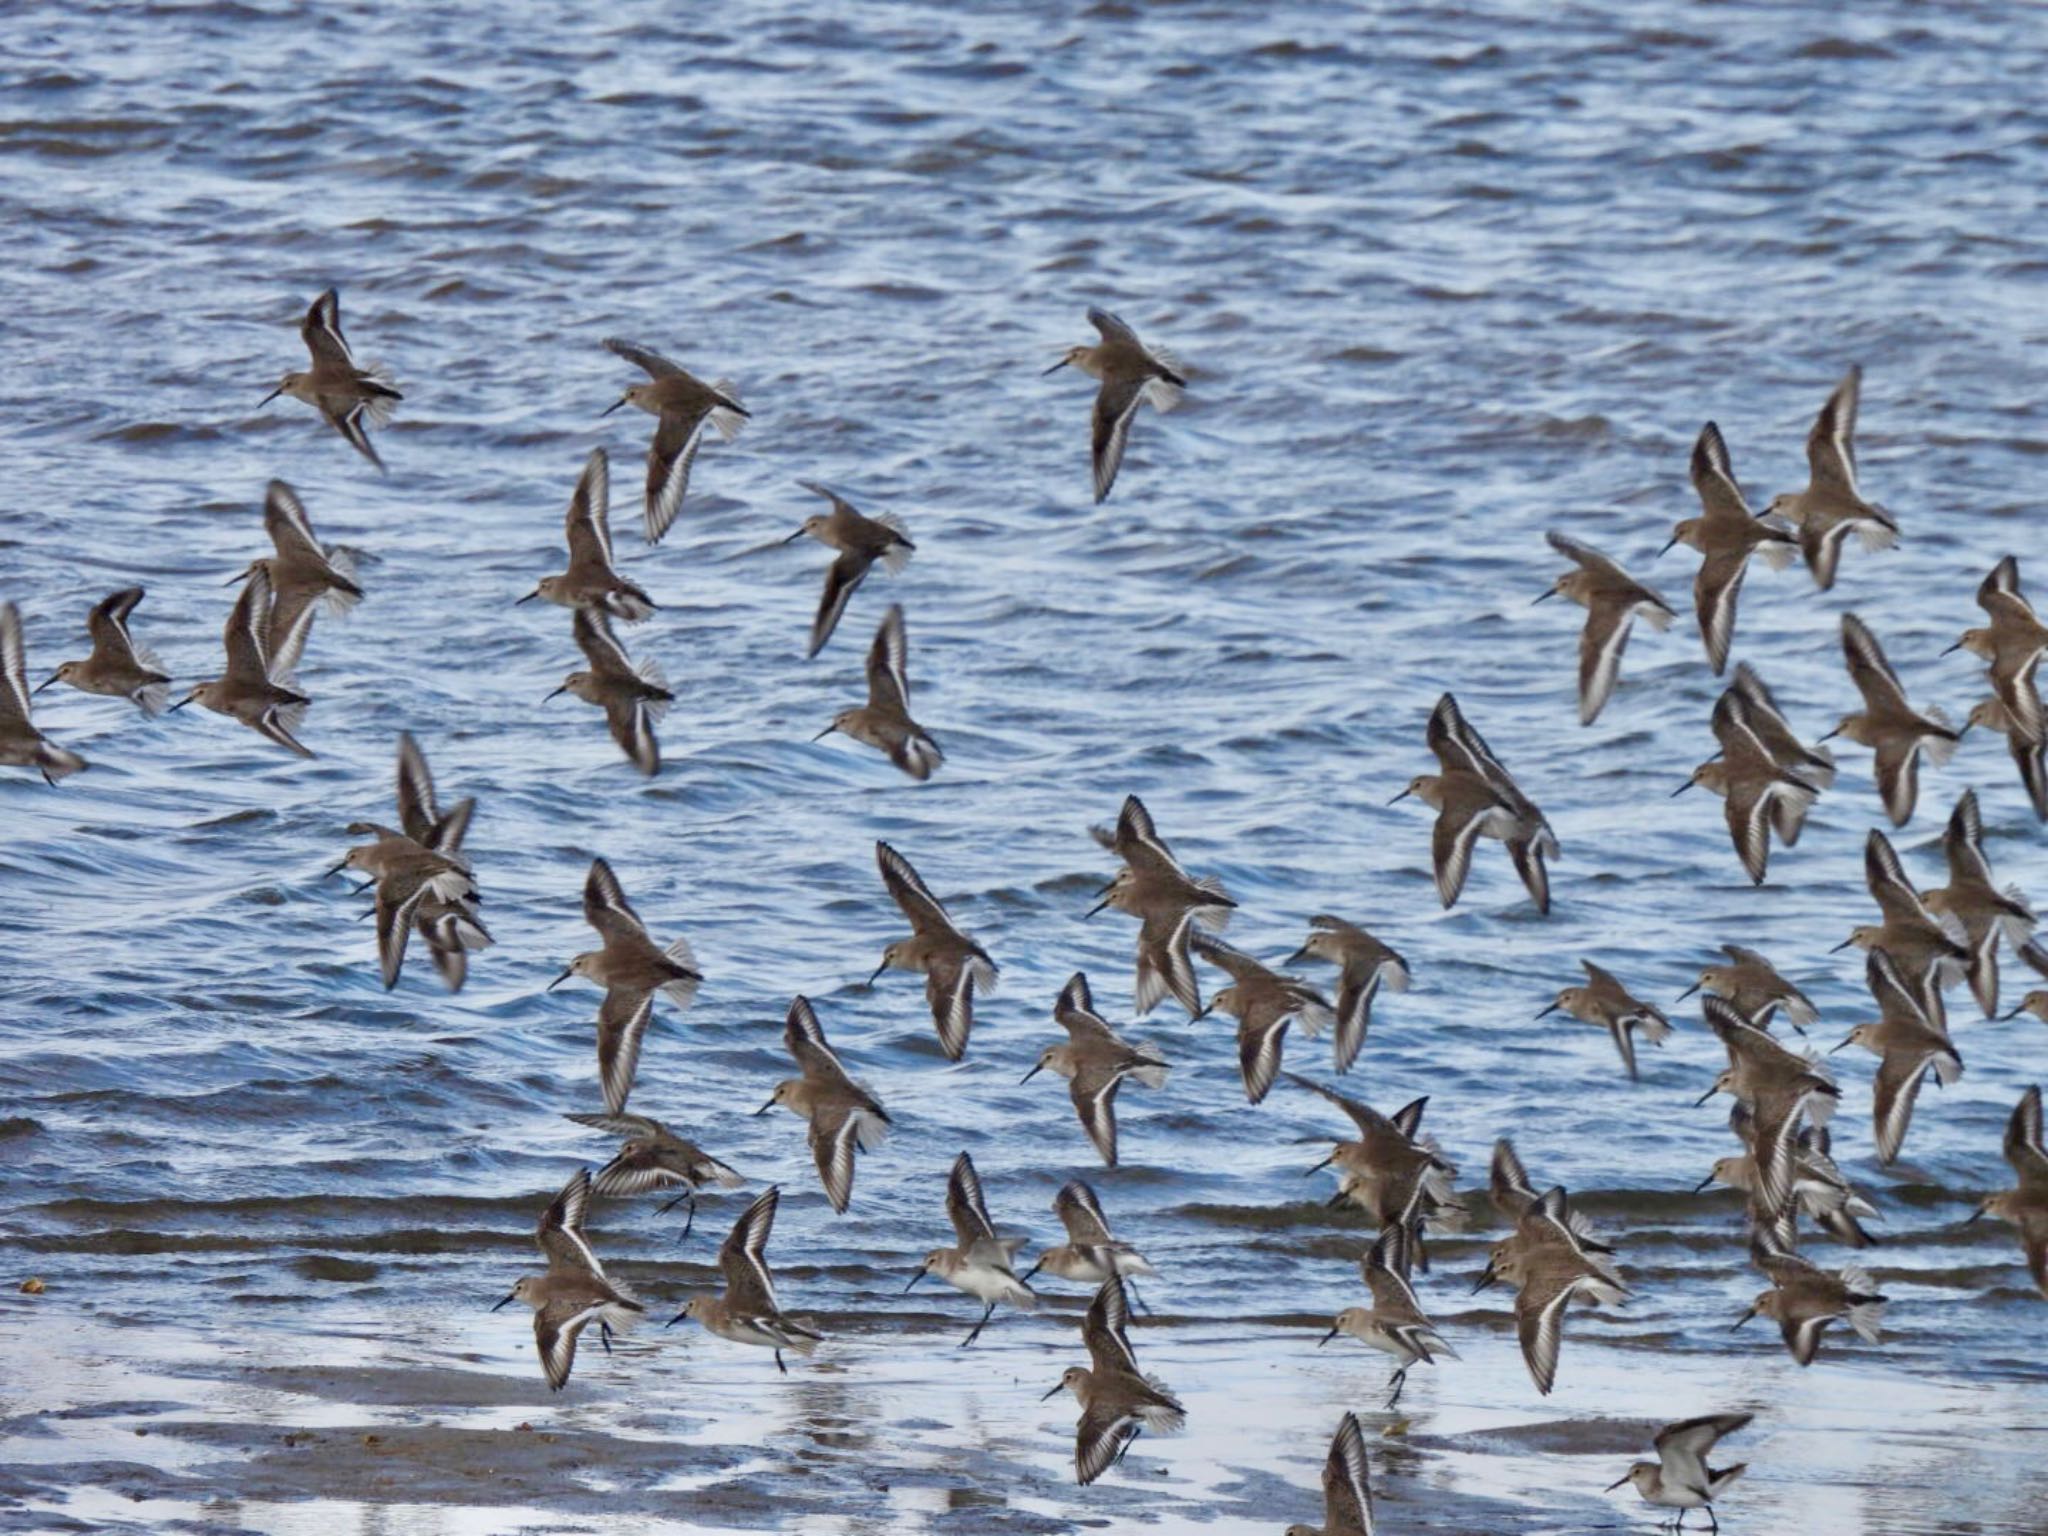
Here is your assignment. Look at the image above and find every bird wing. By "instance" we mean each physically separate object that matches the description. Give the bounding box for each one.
[394,731,441,846]
[1082,1274,1140,1376]
[302,288,355,370]
[1090,375,1147,505]
[603,336,682,379]
[1055,1180,1116,1246]
[945,1151,999,1249]
[865,603,912,714]
[537,1168,602,1276]
[1689,421,1752,524]
[1322,1411,1376,1536]
[582,856,648,940]
[876,840,959,938]
[564,447,616,571]
[1841,613,1908,713]
[785,995,857,1089]
[719,1186,782,1311]
[1806,364,1861,497]
[596,991,656,1116]
[809,549,871,659]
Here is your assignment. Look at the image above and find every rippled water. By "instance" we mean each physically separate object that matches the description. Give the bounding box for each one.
[4,1,2048,1532]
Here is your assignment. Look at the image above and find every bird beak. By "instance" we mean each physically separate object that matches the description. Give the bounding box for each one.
[1693,1084,1720,1108]
[491,1293,516,1312]
[1604,1476,1630,1492]
[1040,1381,1066,1400]
[1019,1064,1044,1085]
[783,528,807,544]
[866,962,888,987]
[753,1096,778,1116]
[323,858,349,879]
[812,724,837,742]
[1998,1006,2023,1021]
[665,1310,688,1328]
[1189,1004,1213,1022]
[1940,640,1963,656]
[1317,1327,1339,1348]
[545,968,572,991]
[168,693,194,712]
[1284,946,1311,966]
[601,396,628,417]
[1656,535,1679,557]
[1828,937,1855,954]
[1041,358,1070,376]
[515,589,540,605]
[542,685,567,704]
[1967,1201,1988,1225]
[1692,1172,1717,1194]
[1534,1001,1560,1020]
[259,386,284,407]
[1084,896,1111,919]
[1676,982,1701,1002]
[1828,1035,1855,1054]
[1670,780,1694,798]
[1531,588,1557,605]
[1470,1263,1497,1295]
[1387,788,1412,805]
[1304,1153,1335,1177]
[1816,727,1841,743]
[31,675,58,694]
[903,1269,924,1293]
[1731,1307,1756,1331]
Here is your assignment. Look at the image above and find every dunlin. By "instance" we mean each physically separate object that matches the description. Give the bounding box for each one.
[1831,950,1963,1165]
[1321,1221,1456,1408]
[493,1168,644,1391]
[1677,944,1817,1035]
[1763,365,1898,590]
[870,841,998,1060]
[548,607,673,776]
[1470,1185,1628,1396]
[234,481,364,676]
[758,996,891,1214]
[1535,530,1676,724]
[1021,1178,1158,1300]
[906,1151,1037,1346]
[1395,694,1557,913]
[1696,998,1839,1222]
[549,858,702,1114]
[1947,556,2047,746]
[0,603,88,784]
[392,732,490,990]
[1042,1274,1184,1485]
[37,588,171,715]
[1287,915,1411,1071]
[1662,422,1797,673]
[1088,793,1236,1017]
[787,482,915,658]
[1965,694,2048,821]
[815,603,941,780]
[170,565,314,758]
[1191,934,1337,1104]
[330,821,476,990]
[1833,829,1967,1024]
[1020,972,1169,1167]
[1045,308,1185,504]
[667,1186,822,1372]
[1291,1074,1459,1252]
[1676,690,1821,886]
[262,289,401,472]
[564,1109,744,1240]
[1969,1084,2047,1296]
[1727,663,1837,799]
[518,449,655,621]
[1537,960,1673,1081]
[1282,1411,1375,1536]
[1605,1412,1752,1533]
[1999,991,2048,1025]
[1827,613,1958,825]
[1923,789,2042,1017]
[601,337,748,544]
[1736,1231,1887,1366]
[1700,1104,1877,1249]
[1489,1140,1616,1258]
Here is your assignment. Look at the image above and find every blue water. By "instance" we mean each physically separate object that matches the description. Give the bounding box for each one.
[3,2,2046,1531]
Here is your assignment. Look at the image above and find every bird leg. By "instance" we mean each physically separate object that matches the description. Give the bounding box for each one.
[1384,1366,1408,1409]
[1115,1426,1143,1467]
[1123,1278,1152,1316]
[658,1187,698,1241]
[960,1302,996,1348]
[775,1349,788,1375]
[598,1320,614,1354]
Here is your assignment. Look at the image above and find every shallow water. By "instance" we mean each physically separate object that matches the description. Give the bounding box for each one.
[3,0,2048,1531]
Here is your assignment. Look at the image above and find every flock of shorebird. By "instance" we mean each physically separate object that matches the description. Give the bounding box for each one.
[6,291,2046,1533]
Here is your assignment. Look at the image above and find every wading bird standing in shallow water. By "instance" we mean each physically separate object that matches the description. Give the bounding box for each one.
[1045,307,1185,504]
[261,288,401,472]
[601,337,748,543]
[493,1168,644,1392]
[1606,1412,1753,1533]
